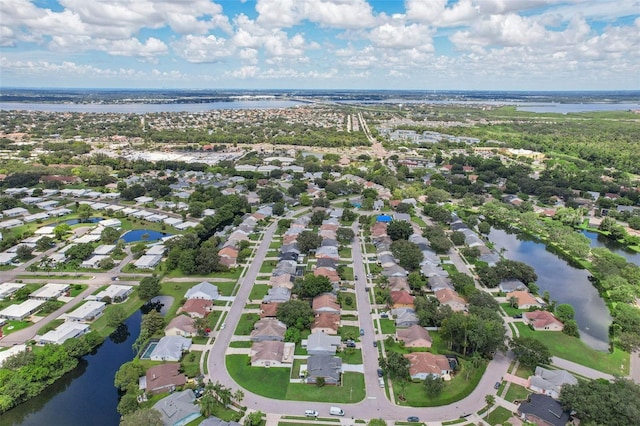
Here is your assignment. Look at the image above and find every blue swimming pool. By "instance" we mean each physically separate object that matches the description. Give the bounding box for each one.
[140,342,158,360]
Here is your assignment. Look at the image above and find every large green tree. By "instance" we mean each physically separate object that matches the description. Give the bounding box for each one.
[509,336,551,368]
[276,299,313,330]
[294,275,333,298]
[296,230,323,254]
[390,240,422,271]
[387,220,413,241]
[138,276,161,300]
[560,378,640,426]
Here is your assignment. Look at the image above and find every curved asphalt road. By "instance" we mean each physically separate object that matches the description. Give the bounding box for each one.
[206,220,512,421]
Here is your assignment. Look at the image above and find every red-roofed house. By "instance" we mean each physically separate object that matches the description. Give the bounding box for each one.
[404,352,451,380]
[218,246,238,268]
[390,291,415,310]
[506,291,542,309]
[434,288,466,312]
[311,313,340,335]
[178,299,213,318]
[145,363,187,395]
[523,311,564,331]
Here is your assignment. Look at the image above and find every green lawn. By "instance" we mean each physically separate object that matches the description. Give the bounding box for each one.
[380,319,396,334]
[339,247,352,258]
[91,291,144,337]
[338,348,362,364]
[68,284,88,297]
[411,216,427,227]
[37,318,65,335]
[259,263,276,274]
[396,360,487,407]
[249,284,269,301]
[515,323,629,375]
[486,406,514,425]
[229,341,252,348]
[180,350,202,377]
[206,311,222,328]
[338,292,357,310]
[159,281,192,318]
[500,303,524,317]
[235,313,259,335]
[226,355,289,399]
[216,281,237,296]
[339,325,360,341]
[514,363,534,380]
[285,373,365,402]
[504,384,530,403]
[2,320,32,335]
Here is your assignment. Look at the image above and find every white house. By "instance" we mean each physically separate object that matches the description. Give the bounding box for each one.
[98,218,121,229]
[93,245,116,255]
[184,282,219,301]
[0,282,25,300]
[146,245,166,256]
[149,336,192,361]
[66,301,106,322]
[38,322,90,345]
[2,207,29,217]
[134,255,162,269]
[0,252,17,265]
[29,283,70,300]
[0,299,45,320]
[80,255,109,269]
[87,284,133,302]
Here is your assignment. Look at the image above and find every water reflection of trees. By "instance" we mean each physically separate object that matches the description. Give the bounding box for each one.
[110,323,130,344]
[2,360,88,426]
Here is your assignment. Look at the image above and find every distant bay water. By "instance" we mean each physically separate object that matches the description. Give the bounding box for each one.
[1,100,638,114]
[0,100,303,113]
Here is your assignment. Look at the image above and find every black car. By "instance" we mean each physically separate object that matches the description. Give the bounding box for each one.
[373,341,377,347]
[494,381,501,389]
[377,368,384,377]
[407,416,420,422]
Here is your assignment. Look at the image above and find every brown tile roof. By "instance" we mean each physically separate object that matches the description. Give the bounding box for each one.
[179,299,213,317]
[404,352,450,377]
[390,290,415,306]
[312,313,340,332]
[312,294,340,313]
[145,363,187,394]
[260,303,280,318]
[396,325,432,348]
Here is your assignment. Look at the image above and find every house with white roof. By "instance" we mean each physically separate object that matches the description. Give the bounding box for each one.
[146,245,166,256]
[184,282,219,301]
[38,322,90,345]
[93,245,116,255]
[80,255,109,269]
[47,207,73,217]
[24,212,50,223]
[66,301,106,322]
[29,283,70,300]
[134,254,162,269]
[98,218,121,228]
[0,219,24,229]
[149,335,192,361]
[87,284,133,302]
[0,282,25,300]
[0,344,27,367]
[2,207,29,217]
[0,299,45,320]
[0,252,17,265]
[175,221,198,230]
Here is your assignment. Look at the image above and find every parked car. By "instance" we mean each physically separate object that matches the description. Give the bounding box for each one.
[373,341,377,347]
[305,410,318,417]
[494,381,501,389]
[359,328,365,336]
[377,368,384,377]
[345,341,356,348]
[355,275,359,280]
[513,314,523,319]
[407,416,420,422]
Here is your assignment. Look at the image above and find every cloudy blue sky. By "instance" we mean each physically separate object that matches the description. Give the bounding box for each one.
[1,0,639,90]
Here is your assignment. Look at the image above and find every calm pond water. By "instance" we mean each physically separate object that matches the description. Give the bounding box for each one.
[488,227,611,351]
[121,229,172,243]
[61,217,102,225]
[3,311,142,426]
[581,230,640,266]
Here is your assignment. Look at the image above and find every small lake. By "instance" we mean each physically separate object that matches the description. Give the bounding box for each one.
[62,217,102,225]
[581,230,640,266]
[121,229,172,243]
[488,227,611,351]
[3,310,142,426]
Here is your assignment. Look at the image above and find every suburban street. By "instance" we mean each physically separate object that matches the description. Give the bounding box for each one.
[204,219,513,422]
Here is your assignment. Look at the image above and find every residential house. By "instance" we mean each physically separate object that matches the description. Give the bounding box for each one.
[218,246,239,268]
[184,281,219,301]
[382,265,408,278]
[87,284,132,302]
[178,299,213,318]
[434,288,466,312]
[305,332,342,355]
[145,363,187,395]
[312,293,340,314]
[518,394,570,426]
[392,308,419,327]
[396,325,432,348]
[523,311,564,331]
[388,277,410,292]
[153,389,201,426]
[262,287,291,304]
[29,283,69,300]
[0,299,45,320]
[390,291,415,310]
[250,318,287,342]
[260,303,280,318]
[404,352,451,380]
[269,274,294,289]
[311,313,340,335]
[529,367,577,399]
[314,267,340,283]
[499,279,528,293]
[506,291,542,309]
[165,315,197,337]
[149,336,192,361]
[66,301,106,322]
[306,355,342,385]
[38,322,90,345]
[134,254,162,269]
[250,341,294,367]
[0,282,25,300]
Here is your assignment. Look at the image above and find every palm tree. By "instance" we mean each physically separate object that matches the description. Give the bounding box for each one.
[485,394,496,423]
[233,389,244,406]
[199,394,217,417]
